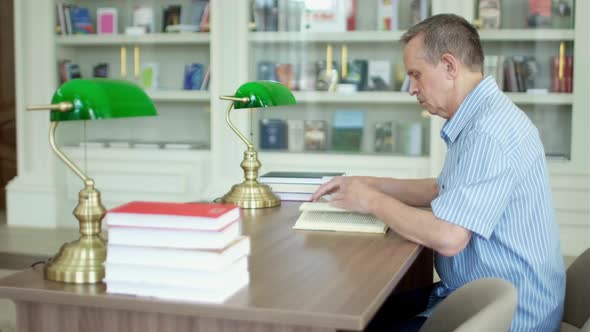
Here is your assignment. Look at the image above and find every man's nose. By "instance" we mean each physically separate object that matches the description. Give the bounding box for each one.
[408,79,418,96]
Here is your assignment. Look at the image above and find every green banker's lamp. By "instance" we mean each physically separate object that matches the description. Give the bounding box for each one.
[27,79,157,284]
[220,80,296,209]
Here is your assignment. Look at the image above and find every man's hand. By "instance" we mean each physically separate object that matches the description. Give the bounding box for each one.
[311,176,379,214]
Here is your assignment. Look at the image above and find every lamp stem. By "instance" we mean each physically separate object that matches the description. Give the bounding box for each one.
[225,101,253,149]
[49,121,94,186]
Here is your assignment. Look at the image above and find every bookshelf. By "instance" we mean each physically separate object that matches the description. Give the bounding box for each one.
[8,0,590,256]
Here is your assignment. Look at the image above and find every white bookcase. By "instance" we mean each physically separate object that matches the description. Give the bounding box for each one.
[8,0,589,255]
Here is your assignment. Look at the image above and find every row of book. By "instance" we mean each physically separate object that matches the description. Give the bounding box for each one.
[483,54,574,93]
[57,59,210,91]
[56,1,210,35]
[258,59,406,92]
[259,116,425,156]
[104,201,249,303]
[252,0,428,32]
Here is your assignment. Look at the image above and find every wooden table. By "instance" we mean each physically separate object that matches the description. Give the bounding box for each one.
[0,202,432,332]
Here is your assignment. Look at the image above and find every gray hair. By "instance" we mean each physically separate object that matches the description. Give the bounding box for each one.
[400,14,484,72]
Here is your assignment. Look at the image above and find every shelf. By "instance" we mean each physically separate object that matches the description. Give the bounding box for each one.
[55,33,210,46]
[506,92,573,105]
[478,29,574,41]
[249,29,574,43]
[293,91,415,104]
[147,90,210,102]
[290,91,572,106]
[249,31,404,43]
[63,146,211,161]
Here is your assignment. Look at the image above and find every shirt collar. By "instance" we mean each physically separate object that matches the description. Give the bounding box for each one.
[440,76,498,143]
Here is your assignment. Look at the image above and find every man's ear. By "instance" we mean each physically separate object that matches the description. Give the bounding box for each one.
[441,53,458,79]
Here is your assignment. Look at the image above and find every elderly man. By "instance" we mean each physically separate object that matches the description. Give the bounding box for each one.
[312,14,565,332]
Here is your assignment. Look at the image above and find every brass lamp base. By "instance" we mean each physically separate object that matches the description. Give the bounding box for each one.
[45,182,107,284]
[44,235,106,283]
[222,180,281,209]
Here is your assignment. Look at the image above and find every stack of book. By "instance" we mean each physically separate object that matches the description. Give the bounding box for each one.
[259,171,345,201]
[103,201,249,303]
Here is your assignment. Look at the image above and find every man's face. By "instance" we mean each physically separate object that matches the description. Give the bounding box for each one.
[403,36,453,119]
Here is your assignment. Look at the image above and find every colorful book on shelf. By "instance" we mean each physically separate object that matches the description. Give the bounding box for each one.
[183,63,205,90]
[71,7,95,34]
[367,60,391,91]
[259,171,344,185]
[97,8,118,35]
[106,236,250,270]
[332,110,364,152]
[106,201,241,231]
[304,120,328,151]
[374,121,396,153]
[294,202,388,234]
[259,118,287,150]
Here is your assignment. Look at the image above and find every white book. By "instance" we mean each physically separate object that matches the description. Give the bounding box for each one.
[275,192,313,202]
[104,257,248,288]
[287,119,305,152]
[259,171,344,185]
[105,271,249,303]
[294,202,388,234]
[107,221,241,250]
[106,236,250,270]
[268,183,320,193]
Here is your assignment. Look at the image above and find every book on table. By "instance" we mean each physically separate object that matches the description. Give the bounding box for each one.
[106,236,250,271]
[105,264,249,303]
[107,220,241,250]
[105,256,248,288]
[105,201,241,231]
[259,171,345,185]
[294,202,388,234]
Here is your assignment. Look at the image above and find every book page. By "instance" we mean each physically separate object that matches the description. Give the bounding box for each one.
[294,203,387,234]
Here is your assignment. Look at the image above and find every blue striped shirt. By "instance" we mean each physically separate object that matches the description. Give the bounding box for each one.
[430,76,565,331]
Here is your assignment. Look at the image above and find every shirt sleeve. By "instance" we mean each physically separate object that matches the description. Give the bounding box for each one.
[431,132,515,239]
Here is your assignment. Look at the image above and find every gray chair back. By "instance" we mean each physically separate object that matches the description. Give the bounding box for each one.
[562,248,590,332]
[419,278,517,332]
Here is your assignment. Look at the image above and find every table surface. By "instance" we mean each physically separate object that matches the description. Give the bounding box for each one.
[0,202,424,331]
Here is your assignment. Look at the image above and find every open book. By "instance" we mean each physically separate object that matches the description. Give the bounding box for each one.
[293,202,388,234]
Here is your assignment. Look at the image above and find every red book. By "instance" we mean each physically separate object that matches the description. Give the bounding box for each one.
[106,201,241,231]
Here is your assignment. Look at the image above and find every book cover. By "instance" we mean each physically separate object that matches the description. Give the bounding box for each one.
[132,6,155,33]
[107,221,241,250]
[275,63,295,90]
[374,121,395,153]
[106,236,250,270]
[141,62,159,89]
[287,119,305,152]
[377,0,393,31]
[106,201,241,231]
[332,110,364,152]
[259,118,287,150]
[304,120,328,151]
[479,0,501,29]
[367,60,391,91]
[398,122,423,156]
[259,171,344,184]
[527,0,551,27]
[183,63,205,90]
[97,8,118,35]
[257,61,277,81]
[71,7,95,34]
[294,202,388,234]
[93,63,109,78]
[162,5,182,32]
[301,0,347,32]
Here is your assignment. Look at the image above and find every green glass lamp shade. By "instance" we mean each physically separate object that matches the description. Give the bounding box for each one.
[50,79,158,121]
[233,80,296,109]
